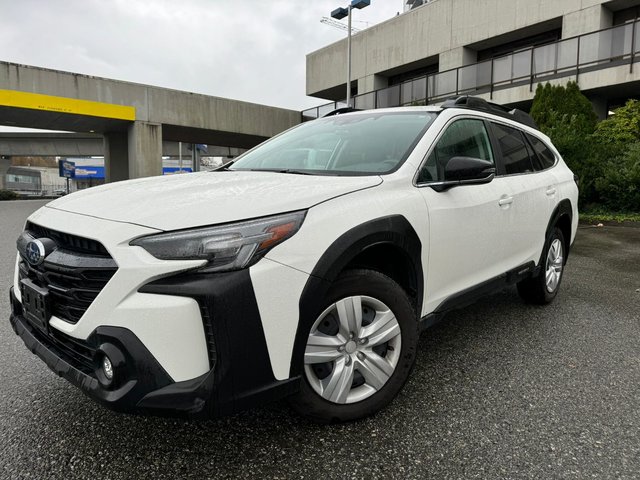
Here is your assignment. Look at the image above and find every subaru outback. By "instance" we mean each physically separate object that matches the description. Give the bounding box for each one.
[9,96,578,423]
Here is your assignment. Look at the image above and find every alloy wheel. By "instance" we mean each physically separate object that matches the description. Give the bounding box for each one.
[545,238,564,293]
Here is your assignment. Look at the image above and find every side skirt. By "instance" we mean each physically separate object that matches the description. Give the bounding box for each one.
[419,261,536,332]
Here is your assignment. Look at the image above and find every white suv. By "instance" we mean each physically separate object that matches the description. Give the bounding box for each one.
[9,97,578,423]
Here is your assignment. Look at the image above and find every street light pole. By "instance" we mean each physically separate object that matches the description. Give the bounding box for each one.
[347,5,352,107]
[331,0,370,108]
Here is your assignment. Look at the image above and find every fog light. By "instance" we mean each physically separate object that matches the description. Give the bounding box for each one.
[102,355,114,381]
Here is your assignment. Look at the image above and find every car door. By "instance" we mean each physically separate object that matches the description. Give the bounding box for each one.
[489,122,557,267]
[525,130,561,219]
[416,116,517,313]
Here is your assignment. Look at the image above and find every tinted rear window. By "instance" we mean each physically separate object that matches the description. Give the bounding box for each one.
[491,123,534,175]
[526,133,556,170]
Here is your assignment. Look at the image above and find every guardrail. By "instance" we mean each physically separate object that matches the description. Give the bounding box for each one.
[302,19,640,120]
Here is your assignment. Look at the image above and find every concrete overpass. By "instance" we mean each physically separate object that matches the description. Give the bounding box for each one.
[0,133,247,158]
[0,61,300,181]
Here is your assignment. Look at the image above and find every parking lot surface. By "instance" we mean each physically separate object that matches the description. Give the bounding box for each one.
[1,199,639,479]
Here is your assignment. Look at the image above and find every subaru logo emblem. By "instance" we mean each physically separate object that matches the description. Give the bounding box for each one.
[25,239,46,266]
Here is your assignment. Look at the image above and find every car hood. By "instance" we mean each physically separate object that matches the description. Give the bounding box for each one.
[46,171,382,231]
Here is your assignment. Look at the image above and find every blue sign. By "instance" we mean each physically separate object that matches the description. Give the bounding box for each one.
[58,160,76,178]
[187,144,208,153]
[74,166,105,179]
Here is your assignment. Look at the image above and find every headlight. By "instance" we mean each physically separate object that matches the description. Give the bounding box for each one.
[130,211,306,273]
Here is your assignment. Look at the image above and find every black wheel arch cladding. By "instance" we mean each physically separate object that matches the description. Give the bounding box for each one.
[544,199,573,265]
[140,269,299,417]
[291,215,423,378]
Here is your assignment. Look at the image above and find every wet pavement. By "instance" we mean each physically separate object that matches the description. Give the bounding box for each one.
[1,200,639,479]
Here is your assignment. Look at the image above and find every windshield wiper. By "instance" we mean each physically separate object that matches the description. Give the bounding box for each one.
[233,168,313,175]
[212,162,235,171]
[273,169,313,175]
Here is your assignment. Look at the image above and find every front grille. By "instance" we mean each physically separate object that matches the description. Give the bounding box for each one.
[26,222,111,257]
[28,322,97,374]
[18,224,117,324]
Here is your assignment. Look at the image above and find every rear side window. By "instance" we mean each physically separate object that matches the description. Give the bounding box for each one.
[418,118,494,182]
[491,123,534,175]
[526,133,556,170]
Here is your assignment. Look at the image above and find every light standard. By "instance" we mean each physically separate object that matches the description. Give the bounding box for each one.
[331,0,370,108]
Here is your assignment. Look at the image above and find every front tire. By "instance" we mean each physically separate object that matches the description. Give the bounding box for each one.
[290,269,418,423]
[517,227,566,304]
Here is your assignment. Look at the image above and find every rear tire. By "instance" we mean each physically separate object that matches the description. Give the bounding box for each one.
[289,269,418,423]
[517,227,566,305]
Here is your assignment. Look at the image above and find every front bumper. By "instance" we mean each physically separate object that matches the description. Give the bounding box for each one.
[11,207,301,417]
[138,269,301,416]
[9,269,301,418]
[9,286,215,416]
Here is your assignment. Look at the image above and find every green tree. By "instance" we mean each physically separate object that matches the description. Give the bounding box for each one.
[530,82,600,206]
[530,83,640,212]
[595,142,640,212]
[541,112,602,206]
[591,101,640,212]
[593,99,640,150]
[530,82,598,135]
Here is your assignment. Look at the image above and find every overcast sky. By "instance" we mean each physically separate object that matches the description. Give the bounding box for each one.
[0,0,403,114]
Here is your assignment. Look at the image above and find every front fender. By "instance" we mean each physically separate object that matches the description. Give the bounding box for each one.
[289,215,423,377]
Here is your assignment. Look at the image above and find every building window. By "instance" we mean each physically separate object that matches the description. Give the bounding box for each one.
[6,174,39,184]
[477,29,562,62]
[613,6,640,26]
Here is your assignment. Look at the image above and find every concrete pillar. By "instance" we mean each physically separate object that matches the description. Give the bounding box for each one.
[103,132,129,183]
[439,47,477,72]
[357,74,388,95]
[0,157,11,189]
[127,121,163,179]
[562,5,613,39]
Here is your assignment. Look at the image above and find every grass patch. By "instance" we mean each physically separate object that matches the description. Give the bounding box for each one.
[580,209,640,224]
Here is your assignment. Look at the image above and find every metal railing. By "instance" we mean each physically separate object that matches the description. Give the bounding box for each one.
[302,19,640,120]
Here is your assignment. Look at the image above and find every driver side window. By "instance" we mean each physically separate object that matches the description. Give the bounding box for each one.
[418,118,494,183]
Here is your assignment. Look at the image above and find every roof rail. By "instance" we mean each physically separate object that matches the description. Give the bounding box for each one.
[322,107,361,117]
[441,96,539,130]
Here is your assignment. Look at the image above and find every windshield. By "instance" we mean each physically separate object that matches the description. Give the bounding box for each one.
[229,111,437,176]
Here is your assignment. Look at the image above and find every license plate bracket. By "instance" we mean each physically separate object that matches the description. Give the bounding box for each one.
[20,278,50,334]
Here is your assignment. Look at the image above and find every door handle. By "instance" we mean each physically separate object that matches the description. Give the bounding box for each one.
[498,196,513,206]
[546,187,557,196]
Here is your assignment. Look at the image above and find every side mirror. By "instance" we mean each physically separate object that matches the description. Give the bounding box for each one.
[431,156,496,192]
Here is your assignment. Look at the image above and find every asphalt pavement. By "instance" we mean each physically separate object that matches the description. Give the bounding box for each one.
[1,199,639,479]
